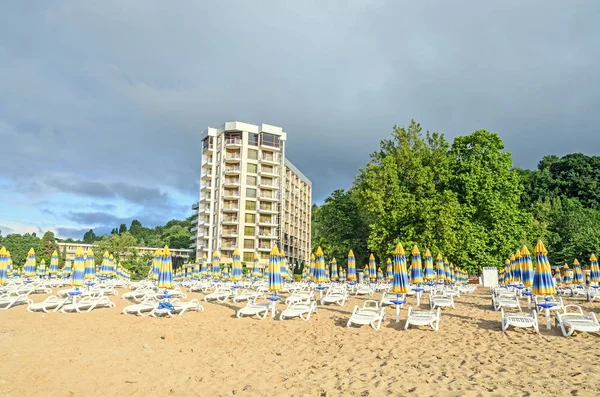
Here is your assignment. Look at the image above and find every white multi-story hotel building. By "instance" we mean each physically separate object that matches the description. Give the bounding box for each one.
[190,121,312,267]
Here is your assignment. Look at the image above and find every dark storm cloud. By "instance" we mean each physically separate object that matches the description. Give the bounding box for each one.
[0,0,599,207]
[55,226,92,239]
[65,211,123,225]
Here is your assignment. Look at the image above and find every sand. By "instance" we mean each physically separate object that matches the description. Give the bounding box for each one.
[1,287,600,397]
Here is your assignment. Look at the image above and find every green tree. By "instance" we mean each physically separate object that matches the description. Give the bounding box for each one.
[118,223,127,234]
[82,229,97,244]
[1,233,42,267]
[40,231,58,263]
[312,189,370,267]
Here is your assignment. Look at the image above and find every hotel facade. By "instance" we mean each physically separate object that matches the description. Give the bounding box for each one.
[190,121,312,267]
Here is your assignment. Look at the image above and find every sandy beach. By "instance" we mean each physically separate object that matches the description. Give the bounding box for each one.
[2,287,600,397]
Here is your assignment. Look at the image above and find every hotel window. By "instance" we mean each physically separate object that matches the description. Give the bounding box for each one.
[245,200,256,210]
[248,133,259,146]
[246,188,256,198]
[247,163,257,174]
[245,213,256,223]
[244,226,255,236]
[246,175,257,186]
[244,239,254,249]
[243,252,254,262]
[248,149,258,160]
[261,133,280,148]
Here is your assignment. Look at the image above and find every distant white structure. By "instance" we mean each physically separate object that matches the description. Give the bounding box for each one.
[482,267,499,287]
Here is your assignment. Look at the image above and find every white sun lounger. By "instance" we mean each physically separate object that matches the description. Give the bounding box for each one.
[347,301,386,331]
[26,296,68,313]
[122,298,159,316]
[61,295,116,313]
[320,288,348,306]
[555,305,600,337]
[501,308,539,333]
[280,300,318,321]
[147,299,204,317]
[0,293,30,310]
[355,284,375,296]
[404,307,441,331]
[430,293,455,310]
[492,293,521,311]
[232,289,263,303]
[204,287,232,303]
[236,300,271,319]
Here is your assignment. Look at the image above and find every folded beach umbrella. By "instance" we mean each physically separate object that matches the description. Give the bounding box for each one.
[513,249,523,284]
[48,250,59,278]
[37,259,46,277]
[158,246,174,289]
[200,254,208,279]
[435,254,445,282]
[212,251,221,279]
[590,254,600,283]
[313,247,327,284]
[62,258,72,278]
[391,243,409,294]
[377,268,384,283]
[553,269,562,287]
[532,240,555,296]
[308,253,316,281]
[520,245,534,287]
[585,269,591,287]
[572,259,583,285]
[151,250,160,280]
[410,246,424,285]
[268,246,282,293]
[386,258,393,282]
[563,264,573,285]
[363,265,369,282]
[503,259,511,285]
[443,259,450,283]
[330,258,339,281]
[0,247,8,285]
[71,247,85,287]
[24,248,36,278]
[281,254,291,281]
[347,250,356,282]
[193,261,200,280]
[231,248,242,282]
[84,249,95,280]
[498,269,505,285]
[339,267,346,281]
[222,265,230,280]
[5,251,12,280]
[423,249,435,282]
[108,254,116,278]
[368,254,377,282]
[252,254,261,278]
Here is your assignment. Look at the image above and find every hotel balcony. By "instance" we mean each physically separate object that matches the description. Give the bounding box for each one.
[201,171,212,180]
[191,217,198,225]
[225,138,242,147]
[222,217,238,225]
[223,191,239,199]
[260,156,279,165]
[190,226,198,233]
[223,178,240,187]
[257,246,272,252]
[259,167,278,177]
[258,220,277,226]
[224,153,241,163]
[222,205,239,212]
[192,202,199,210]
[199,195,211,202]
[224,167,241,175]
[259,192,278,201]
[259,180,278,190]
[222,230,238,238]
[202,159,213,168]
[200,184,212,192]
[258,206,278,214]
[258,233,277,239]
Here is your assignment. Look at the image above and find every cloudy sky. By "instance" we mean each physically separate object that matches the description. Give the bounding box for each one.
[1,1,599,239]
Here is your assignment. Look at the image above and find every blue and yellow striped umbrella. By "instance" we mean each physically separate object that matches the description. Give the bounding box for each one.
[563,264,573,285]
[24,248,36,278]
[368,254,377,282]
[37,259,47,277]
[377,268,384,283]
[280,253,291,281]
[5,251,12,280]
[498,270,505,285]
[385,258,393,282]
[584,269,591,287]
[222,265,230,280]
[503,259,511,285]
[212,251,221,279]
[347,250,356,282]
[443,259,450,284]
[392,243,410,294]
[330,258,339,281]
[200,254,208,279]
[268,246,282,292]
[252,254,261,278]
[62,258,72,278]
[48,250,59,278]
[193,261,200,280]
[449,262,455,285]
[423,249,435,282]
[554,270,562,287]
[110,254,117,278]
[410,246,424,285]
[158,246,174,289]
[71,247,85,287]
[0,247,8,285]
[590,254,600,283]
[521,245,534,287]
[151,250,160,281]
[435,254,445,282]
[339,267,346,281]
[307,253,315,281]
[513,250,523,284]
[231,248,243,282]
[572,259,583,285]
[313,247,327,284]
[84,249,95,280]
[532,240,555,296]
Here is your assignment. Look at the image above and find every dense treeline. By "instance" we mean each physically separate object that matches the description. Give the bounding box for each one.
[312,120,600,274]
